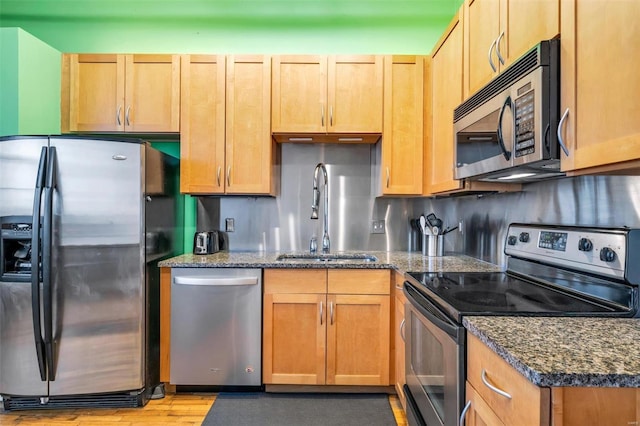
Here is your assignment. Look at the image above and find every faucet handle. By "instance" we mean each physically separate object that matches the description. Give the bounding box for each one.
[322,234,330,254]
[310,237,318,253]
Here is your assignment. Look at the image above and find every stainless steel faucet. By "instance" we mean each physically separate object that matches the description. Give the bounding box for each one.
[311,163,330,253]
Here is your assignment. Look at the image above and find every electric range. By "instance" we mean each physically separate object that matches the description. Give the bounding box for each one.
[402,223,640,426]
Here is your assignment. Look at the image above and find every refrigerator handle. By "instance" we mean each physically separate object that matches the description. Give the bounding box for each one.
[31,146,48,382]
[43,146,57,381]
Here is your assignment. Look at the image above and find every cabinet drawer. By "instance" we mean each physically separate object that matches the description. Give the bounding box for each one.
[327,269,390,295]
[264,269,326,293]
[467,333,550,426]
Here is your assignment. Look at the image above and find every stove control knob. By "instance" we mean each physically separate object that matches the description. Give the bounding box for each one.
[599,247,617,262]
[519,232,530,243]
[578,238,593,252]
[507,235,518,246]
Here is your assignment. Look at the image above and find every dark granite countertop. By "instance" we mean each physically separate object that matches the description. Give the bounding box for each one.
[464,316,640,388]
[158,250,502,273]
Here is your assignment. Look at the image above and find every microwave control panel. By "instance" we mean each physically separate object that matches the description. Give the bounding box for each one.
[514,91,535,157]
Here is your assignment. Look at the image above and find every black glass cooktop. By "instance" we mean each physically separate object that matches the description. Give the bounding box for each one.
[405,271,621,323]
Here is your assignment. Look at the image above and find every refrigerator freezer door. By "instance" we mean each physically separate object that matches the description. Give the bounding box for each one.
[48,137,145,396]
[0,282,48,396]
[0,137,49,397]
[0,137,49,217]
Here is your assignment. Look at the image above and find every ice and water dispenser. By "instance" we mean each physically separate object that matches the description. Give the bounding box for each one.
[0,216,34,282]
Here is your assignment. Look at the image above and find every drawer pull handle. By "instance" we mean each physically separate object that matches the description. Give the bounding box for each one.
[319,301,324,325]
[459,400,471,426]
[481,369,512,399]
[400,318,406,342]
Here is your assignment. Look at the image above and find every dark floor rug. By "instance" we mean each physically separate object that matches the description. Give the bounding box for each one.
[202,392,397,426]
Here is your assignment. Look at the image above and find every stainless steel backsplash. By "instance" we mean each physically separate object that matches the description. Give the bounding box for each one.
[197,144,640,268]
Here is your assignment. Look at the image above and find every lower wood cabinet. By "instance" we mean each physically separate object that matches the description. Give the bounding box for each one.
[263,268,390,386]
[466,333,640,426]
[467,333,550,425]
[393,271,407,409]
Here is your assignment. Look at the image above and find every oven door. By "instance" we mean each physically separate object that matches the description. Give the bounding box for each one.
[404,282,465,426]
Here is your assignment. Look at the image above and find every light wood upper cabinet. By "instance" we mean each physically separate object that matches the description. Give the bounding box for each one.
[179,55,226,194]
[180,55,276,195]
[272,55,383,142]
[272,55,326,134]
[225,55,275,194]
[263,269,390,386]
[465,0,501,98]
[427,9,465,195]
[328,56,383,134]
[464,0,559,98]
[66,54,180,132]
[380,56,426,196]
[559,0,640,175]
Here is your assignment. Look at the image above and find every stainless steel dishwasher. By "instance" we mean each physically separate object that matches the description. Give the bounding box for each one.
[170,268,262,386]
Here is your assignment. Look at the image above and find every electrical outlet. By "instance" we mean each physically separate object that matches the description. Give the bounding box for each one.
[371,220,385,234]
[225,218,235,232]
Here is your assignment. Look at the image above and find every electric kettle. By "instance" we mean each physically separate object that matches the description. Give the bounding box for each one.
[193,231,220,255]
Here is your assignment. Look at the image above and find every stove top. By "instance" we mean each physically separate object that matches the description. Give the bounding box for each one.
[405,271,620,323]
[404,223,640,323]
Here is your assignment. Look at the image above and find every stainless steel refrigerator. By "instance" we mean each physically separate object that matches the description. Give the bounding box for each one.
[0,135,181,410]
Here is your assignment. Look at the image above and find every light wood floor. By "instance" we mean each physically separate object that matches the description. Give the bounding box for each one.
[0,393,408,425]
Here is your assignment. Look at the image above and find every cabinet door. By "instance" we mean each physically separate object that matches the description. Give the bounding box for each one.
[465,0,559,98]
[263,293,326,385]
[428,9,465,194]
[271,55,327,133]
[125,54,180,132]
[179,55,226,194]
[328,55,383,133]
[467,334,550,426]
[465,0,501,97]
[325,294,390,385]
[465,382,506,426]
[225,55,275,195]
[501,0,559,69]
[560,0,640,174]
[380,56,424,196]
[394,281,407,408]
[69,54,125,132]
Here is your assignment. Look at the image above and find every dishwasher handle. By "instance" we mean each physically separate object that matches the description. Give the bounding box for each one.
[173,276,259,286]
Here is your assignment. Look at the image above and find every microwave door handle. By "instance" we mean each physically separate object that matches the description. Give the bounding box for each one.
[497,95,513,161]
[556,108,570,156]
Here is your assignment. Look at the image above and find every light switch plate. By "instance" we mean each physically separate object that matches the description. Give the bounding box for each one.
[225,218,235,232]
[371,220,385,234]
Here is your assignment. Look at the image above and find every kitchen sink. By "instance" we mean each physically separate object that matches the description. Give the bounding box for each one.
[276,253,378,263]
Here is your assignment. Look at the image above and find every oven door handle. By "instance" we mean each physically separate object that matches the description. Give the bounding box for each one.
[404,282,463,344]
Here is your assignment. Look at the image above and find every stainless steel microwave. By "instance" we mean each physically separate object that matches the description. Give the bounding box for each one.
[454,39,565,182]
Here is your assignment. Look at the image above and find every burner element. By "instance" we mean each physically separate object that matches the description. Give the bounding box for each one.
[455,290,507,307]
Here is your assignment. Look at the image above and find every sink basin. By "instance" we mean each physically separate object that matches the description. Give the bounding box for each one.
[276,253,378,263]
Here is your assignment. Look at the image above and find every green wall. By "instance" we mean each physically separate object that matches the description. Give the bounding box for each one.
[0,27,60,136]
[1,0,462,253]
[0,0,461,54]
